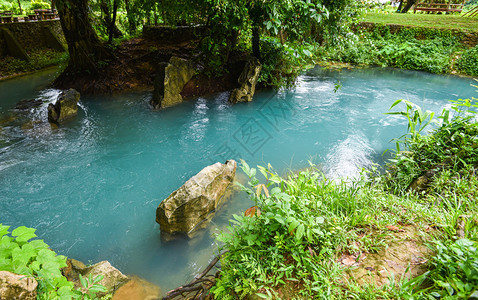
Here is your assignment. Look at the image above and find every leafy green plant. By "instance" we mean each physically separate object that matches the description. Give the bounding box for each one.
[381,89,478,193]
[212,160,418,298]
[30,0,50,10]
[324,24,463,74]
[0,224,77,299]
[456,45,478,76]
[79,273,108,300]
[259,37,317,88]
[406,239,478,298]
[386,99,436,152]
[0,224,108,299]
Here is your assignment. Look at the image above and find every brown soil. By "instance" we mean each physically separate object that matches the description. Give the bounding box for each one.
[53,38,195,94]
[53,37,245,98]
[341,225,431,287]
[181,60,245,100]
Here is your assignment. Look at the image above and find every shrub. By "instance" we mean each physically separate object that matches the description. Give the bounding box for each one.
[259,37,315,88]
[456,45,478,76]
[30,0,50,10]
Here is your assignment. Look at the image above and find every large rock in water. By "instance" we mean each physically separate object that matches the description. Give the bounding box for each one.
[150,56,195,109]
[0,271,38,300]
[156,160,237,235]
[48,89,80,123]
[228,58,262,104]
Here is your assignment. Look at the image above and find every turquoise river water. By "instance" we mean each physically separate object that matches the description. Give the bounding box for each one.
[0,67,476,293]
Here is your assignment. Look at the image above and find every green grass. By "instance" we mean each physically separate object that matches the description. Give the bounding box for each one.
[363,12,478,32]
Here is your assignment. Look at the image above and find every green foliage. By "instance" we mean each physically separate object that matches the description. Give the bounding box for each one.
[30,0,50,10]
[383,95,478,193]
[386,99,436,152]
[0,224,76,299]
[0,224,107,299]
[259,37,316,88]
[404,239,478,298]
[325,26,460,74]
[0,1,13,11]
[456,45,478,76]
[0,49,67,78]
[79,273,109,300]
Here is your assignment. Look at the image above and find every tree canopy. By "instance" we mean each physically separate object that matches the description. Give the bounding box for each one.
[55,0,363,87]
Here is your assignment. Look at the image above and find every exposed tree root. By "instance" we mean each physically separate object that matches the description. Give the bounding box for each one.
[162,251,227,300]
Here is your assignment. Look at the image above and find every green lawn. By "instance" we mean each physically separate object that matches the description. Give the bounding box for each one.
[363,12,478,32]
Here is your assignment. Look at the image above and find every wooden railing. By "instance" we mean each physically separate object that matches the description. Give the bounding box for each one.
[414,0,466,13]
[0,9,59,24]
[462,5,478,17]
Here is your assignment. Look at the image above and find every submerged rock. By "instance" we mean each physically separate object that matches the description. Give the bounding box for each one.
[228,58,262,104]
[156,160,237,236]
[150,56,196,109]
[14,99,43,110]
[112,276,161,300]
[0,271,38,300]
[47,88,80,123]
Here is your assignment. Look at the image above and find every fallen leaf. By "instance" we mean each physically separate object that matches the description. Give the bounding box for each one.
[339,255,359,266]
[386,225,405,232]
[308,246,315,257]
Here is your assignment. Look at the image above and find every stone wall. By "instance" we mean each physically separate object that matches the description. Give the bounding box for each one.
[358,22,478,48]
[0,20,65,57]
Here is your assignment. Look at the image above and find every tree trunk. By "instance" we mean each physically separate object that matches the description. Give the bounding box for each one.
[252,24,261,61]
[56,0,111,75]
[401,0,417,13]
[397,0,404,12]
[17,0,22,15]
[124,0,136,34]
[108,0,119,43]
[100,0,122,40]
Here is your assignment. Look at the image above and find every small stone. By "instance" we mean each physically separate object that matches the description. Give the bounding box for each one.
[47,89,80,123]
[82,261,129,298]
[62,258,87,282]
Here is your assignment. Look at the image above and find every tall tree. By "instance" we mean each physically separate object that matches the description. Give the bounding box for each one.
[56,0,111,75]
[400,0,417,13]
[108,0,119,43]
[99,0,122,41]
[16,0,22,14]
